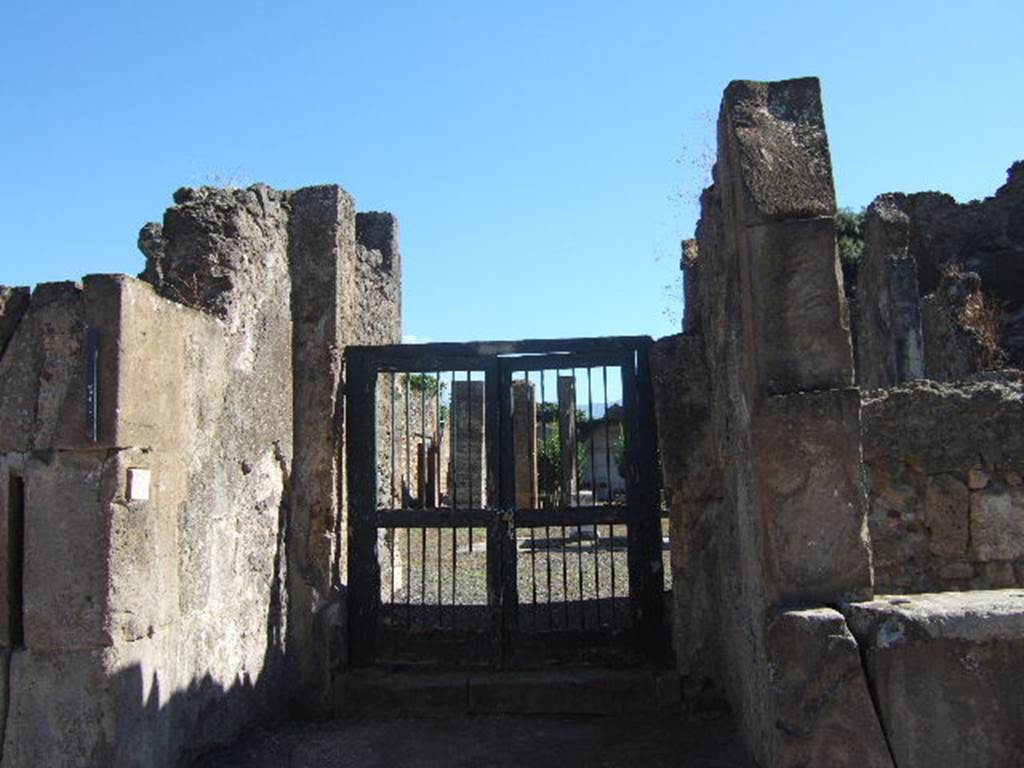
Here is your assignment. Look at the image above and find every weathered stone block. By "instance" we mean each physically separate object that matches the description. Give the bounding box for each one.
[855,195,924,389]
[923,473,968,558]
[1,647,115,767]
[861,374,1024,477]
[651,334,720,503]
[145,184,291,329]
[720,77,836,223]
[744,218,855,395]
[842,591,1024,768]
[971,486,1024,561]
[753,388,873,604]
[20,450,120,651]
[350,209,402,346]
[862,376,1024,591]
[650,333,723,687]
[2,634,184,768]
[766,608,893,768]
[0,283,87,453]
[967,467,990,490]
[0,286,30,360]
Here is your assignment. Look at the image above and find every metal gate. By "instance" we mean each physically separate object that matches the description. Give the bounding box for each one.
[346,337,664,668]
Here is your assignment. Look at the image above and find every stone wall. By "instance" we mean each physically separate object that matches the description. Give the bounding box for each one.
[855,162,1024,386]
[840,590,1024,768]
[862,373,1024,593]
[653,78,891,767]
[0,183,400,767]
[656,76,1024,768]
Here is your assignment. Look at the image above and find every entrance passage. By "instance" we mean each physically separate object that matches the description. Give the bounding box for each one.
[346,337,665,668]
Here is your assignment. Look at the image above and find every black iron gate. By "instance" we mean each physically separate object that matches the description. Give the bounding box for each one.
[346,337,664,668]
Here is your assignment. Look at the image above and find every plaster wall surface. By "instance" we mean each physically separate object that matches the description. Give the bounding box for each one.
[0,182,400,767]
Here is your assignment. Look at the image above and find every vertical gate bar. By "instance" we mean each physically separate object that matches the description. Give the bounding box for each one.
[389,374,397,606]
[561,532,569,628]
[526,372,537,630]
[436,373,442,627]
[450,370,458,630]
[558,369,569,628]
[574,369,584,628]
[451,370,458,510]
[390,372,397,507]
[404,376,413,629]
[420,374,427,624]
[405,527,412,628]
[588,367,601,626]
[466,369,473,550]
[540,371,553,631]
[572,369,580,510]
[634,342,666,660]
[493,358,514,666]
[604,366,616,624]
[389,528,395,603]
[405,359,412,629]
[577,526,585,629]
[345,349,380,666]
[405,374,411,509]
[603,366,613,505]
[623,353,640,630]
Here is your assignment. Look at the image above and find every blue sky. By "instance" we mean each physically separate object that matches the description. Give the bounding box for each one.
[2,1,1021,342]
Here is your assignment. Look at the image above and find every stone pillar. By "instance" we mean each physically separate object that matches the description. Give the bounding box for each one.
[288,186,353,710]
[450,380,485,508]
[557,376,577,504]
[512,379,538,509]
[855,195,925,389]
[664,78,890,767]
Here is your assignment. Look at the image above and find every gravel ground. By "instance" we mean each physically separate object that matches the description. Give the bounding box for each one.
[194,713,754,768]
[382,523,671,615]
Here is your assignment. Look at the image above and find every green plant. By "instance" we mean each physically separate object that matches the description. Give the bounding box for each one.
[837,207,865,297]
[404,373,445,395]
[536,420,590,505]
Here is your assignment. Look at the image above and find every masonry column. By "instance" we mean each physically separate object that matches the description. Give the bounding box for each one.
[512,379,538,509]
[287,185,354,711]
[855,195,925,388]
[450,380,485,508]
[681,78,891,767]
[557,376,577,505]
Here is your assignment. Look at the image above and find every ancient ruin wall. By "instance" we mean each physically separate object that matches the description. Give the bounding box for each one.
[855,162,1024,386]
[654,78,891,767]
[862,373,1024,593]
[0,183,400,767]
[657,78,1024,768]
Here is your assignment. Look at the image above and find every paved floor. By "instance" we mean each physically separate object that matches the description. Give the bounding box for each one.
[194,713,753,768]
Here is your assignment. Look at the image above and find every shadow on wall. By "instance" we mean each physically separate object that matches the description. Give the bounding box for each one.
[0,181,400,768]
[0,454,294,768]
